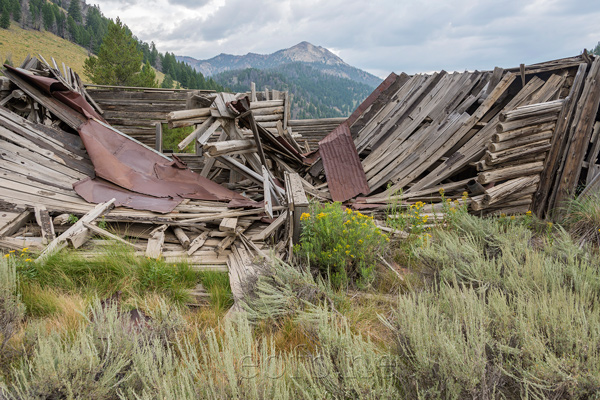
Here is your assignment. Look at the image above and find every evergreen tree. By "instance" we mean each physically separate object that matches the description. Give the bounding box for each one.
[161,73,173,89]
[83,17,147,87]
[1,5,10,29]
[135,61,158,87]
[29,0,43,30]
[41,2,54,31]
[53,5,65,37]
[10,0,20,22]
[67,0,81,23]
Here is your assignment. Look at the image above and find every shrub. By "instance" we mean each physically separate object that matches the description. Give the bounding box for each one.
[382,211,600,398]
[0,255,25,359]
[559,192,600,246]
[297,202,389,288]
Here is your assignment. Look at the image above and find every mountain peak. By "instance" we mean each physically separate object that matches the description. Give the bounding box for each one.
[176,43,382,87]
[277,41,344,65]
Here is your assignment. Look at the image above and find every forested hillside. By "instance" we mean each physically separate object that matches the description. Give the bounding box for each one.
[214,62,372,119]
[0,0,222,90]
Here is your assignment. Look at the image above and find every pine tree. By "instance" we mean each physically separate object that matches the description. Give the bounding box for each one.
[1,5,10,29]
[41,2,54,31]
[10,0,20,23]
[135,61,158,88]
[83,17,147,87]
[67,0,81,23]
[161,74,173,89]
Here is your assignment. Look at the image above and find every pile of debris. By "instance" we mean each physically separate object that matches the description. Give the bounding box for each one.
[0,56,311,302]
[1,52,600,308]
[308,53,600,219]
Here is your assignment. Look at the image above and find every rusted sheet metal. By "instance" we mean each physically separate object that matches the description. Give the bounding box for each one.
[5,65,104,122]
[74,177,181,213]
[77,119,248,202]
[319,122,370,202]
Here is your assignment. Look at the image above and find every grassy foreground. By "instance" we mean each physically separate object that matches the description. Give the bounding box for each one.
[1,195,600,399]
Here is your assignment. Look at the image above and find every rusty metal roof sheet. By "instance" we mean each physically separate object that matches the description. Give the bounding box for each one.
[74,177,181,213]
[319,122,370,202]
[77,119,248,203]
[6,68,253,212]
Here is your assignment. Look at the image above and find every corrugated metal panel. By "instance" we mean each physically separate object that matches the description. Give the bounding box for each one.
[319,122,370,202]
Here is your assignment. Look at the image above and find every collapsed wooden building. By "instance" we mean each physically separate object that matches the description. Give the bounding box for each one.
[1,52,600,304]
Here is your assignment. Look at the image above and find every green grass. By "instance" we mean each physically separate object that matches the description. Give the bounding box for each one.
[3,200,600,398]
[162,124,195,153]
[14,245,199,310]
[196,270,233,313]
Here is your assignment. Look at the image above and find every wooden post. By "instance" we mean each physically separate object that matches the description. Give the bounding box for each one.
[155,122,163,152]
[283,91,290,130]
[250,82,257,102]
[285,172,309,244]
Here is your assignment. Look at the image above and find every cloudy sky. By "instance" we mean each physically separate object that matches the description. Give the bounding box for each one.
[92,0,600,78]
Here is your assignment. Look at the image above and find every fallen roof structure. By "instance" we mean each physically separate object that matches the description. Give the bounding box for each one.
[1,52,600,308]
[308,52,600,218]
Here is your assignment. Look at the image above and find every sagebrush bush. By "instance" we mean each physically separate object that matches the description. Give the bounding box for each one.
[0,255,25,363]
[382,211,600,399]
[297,202,389,288]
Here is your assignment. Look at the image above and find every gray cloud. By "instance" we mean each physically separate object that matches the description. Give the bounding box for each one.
[91,0,600,77]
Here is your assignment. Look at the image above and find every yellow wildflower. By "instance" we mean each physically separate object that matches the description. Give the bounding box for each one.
[358,239,363,244]
[525,211,532,216]
[345,250,350,255]
[462,191,469,198]
[500,213,506,218]
[300,212,310,221]
[350,254,355,258]
[346,244,350,248]
[9,250,15,253]
[3,254,9,258]
[25,259,32,262]
[438,188,445,195]
[317,212,327,220]
[510,216,515,220]
[21,247,28,252]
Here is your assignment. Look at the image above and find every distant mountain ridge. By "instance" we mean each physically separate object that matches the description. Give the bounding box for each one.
[212,63,373,120]
[177,42,382,88]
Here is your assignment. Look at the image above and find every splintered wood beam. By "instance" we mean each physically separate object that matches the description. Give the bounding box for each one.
[37,199,116,262]
[0,210,31,237]
[83,222,144,250]
[250,212,287,242]
[219,217,238,233]
[187,231,209,255]
[146,224,167,259]
[173,227,190,249]
[263,166,273,219]
[177,116,215,150]
[34,205,55,245]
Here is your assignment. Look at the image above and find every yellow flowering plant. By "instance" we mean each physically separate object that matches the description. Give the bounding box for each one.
[297,202,389,289]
